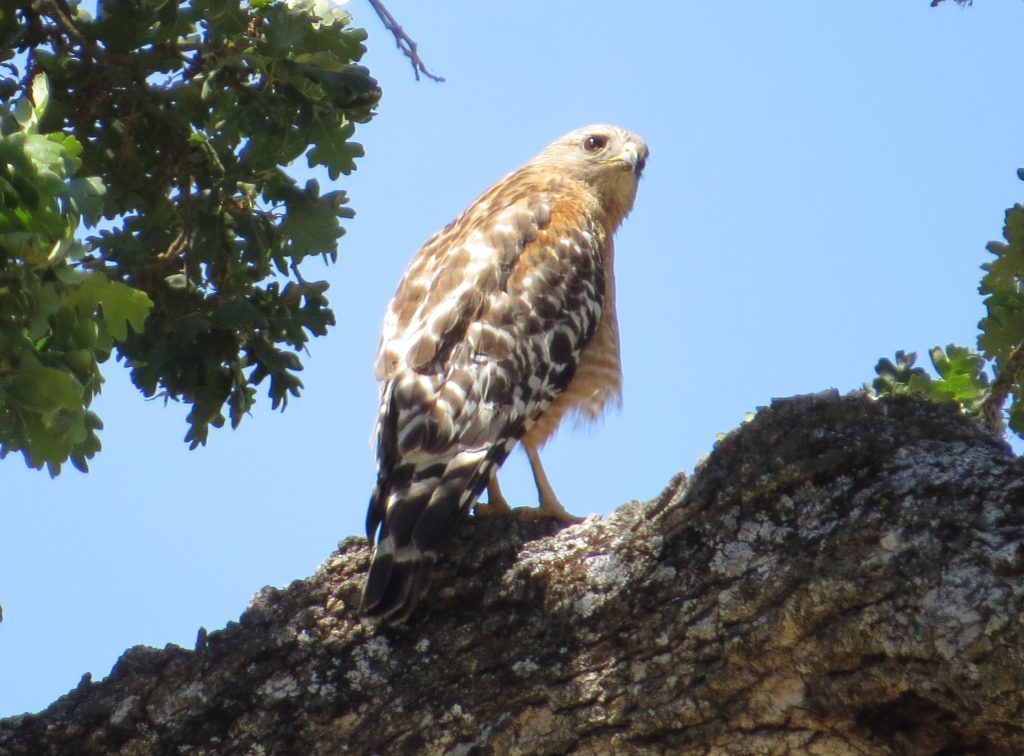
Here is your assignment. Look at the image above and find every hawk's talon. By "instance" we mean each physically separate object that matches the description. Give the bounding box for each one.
[474,466,583,523]
[474,477,513,517]
[513,502,583,524]
[522,442,583,523]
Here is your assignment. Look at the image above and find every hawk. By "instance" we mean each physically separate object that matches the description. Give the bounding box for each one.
[361,124,648,623]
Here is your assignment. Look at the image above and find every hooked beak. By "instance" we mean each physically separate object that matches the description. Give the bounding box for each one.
[620,141,648,178]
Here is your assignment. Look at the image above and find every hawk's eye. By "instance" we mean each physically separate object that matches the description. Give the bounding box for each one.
[583,135,608,153]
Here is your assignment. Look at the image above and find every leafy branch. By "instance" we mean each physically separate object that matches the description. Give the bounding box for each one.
[0,0,380,473]
[868,347,992,423]
[870,169,1024,439]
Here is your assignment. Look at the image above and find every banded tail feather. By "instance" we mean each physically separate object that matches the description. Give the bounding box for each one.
[359,540,435,624]
[360,442,514,623]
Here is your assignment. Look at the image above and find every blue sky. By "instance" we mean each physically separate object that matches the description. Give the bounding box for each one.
[3,0,1022,716]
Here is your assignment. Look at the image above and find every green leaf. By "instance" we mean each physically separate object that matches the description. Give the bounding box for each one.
[12,97,33,130]
[211,297,269,329]
[278,191,342,257]
[30,74,49,118]
[868,346,990,420]
[70,274,153,341]
[21,133,66,168]
[981,200,1024,366]
[292,62,379,110]
[65,176,105,226]
[928,345,989,405]
[6,356,82,416]
[306,117,361,179]
[869,350,928,397]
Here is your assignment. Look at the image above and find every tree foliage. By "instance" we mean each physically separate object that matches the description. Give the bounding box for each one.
[0,0,379,474]
[865,3,1024,439]
[869,348,989,412]
[869,172,1024,439]
[977,184,1024,436]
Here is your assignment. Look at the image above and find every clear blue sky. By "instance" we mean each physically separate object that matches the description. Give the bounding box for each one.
[3,0,1022,717]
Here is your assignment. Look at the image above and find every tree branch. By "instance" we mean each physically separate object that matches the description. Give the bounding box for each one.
[981,344,1024,433]
[367,0,445,82]
[2,393,1023,753]
[32,0,104,61]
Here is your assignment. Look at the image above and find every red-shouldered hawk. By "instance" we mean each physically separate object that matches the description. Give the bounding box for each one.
[361,125,648,623]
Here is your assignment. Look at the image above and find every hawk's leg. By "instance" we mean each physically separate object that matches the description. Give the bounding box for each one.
[474,475,513,517]
[519,442,583,524]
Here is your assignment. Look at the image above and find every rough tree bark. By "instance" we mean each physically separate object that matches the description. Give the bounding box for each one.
[2,392,1023,755]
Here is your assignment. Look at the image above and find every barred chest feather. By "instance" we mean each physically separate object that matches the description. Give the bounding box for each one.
[522,237,621,448]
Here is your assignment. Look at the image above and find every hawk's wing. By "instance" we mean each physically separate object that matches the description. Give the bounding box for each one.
[361,172,606,622]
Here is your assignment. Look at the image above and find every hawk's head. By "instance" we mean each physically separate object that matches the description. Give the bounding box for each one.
[535,124,648,228]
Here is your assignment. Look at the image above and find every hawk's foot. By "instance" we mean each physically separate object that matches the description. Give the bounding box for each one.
[474,477,514,517]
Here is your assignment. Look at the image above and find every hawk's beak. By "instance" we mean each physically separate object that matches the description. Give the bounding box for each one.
[620,142,648,178]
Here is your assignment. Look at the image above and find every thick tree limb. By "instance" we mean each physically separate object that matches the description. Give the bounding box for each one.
[2,392,1023,754]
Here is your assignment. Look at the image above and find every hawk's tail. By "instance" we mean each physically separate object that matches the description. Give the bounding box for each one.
[360,444,511,624]
[359,541,436,625]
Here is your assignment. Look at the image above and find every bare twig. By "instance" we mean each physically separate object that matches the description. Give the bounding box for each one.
[366,0,445,82]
